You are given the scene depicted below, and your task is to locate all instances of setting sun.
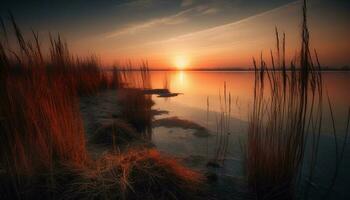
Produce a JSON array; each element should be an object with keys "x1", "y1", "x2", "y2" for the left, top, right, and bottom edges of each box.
[{"x1": 174, "y1": 56, "x2": 189, "y2": 70}]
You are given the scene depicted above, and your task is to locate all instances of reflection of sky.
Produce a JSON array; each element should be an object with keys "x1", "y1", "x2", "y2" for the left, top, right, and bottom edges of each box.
[
  {"x1": 152, "y1": 71, "x2": 255, "y2": 121},
  {"x1": 2, "y1": 0, "x2": 350, "y2": 68},
  {"x1": 151, "y1": 71, "x2": 350, "y2": 133},
  {"x1": 150, "y1": 72, "x2": 350, "y2": 199}
]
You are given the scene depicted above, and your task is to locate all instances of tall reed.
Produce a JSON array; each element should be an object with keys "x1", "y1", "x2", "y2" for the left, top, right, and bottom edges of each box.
[
  {"x1": 118, "y1": 89, "x2": 154, "y2": 137},
  {"x1": 114, "y1": 62, "x2": 154, "y2": 137},
  {"x1": 0, "y1": 13, "x2": 91, "y2": 173},
  {"x1": 246, "y1": 0, "x2": 323, "y2": 198},
  {"x1": 212, "y1": 82, "x2": 232, "y2": 165},
  {"x1": 0, "y1": 14, "x2": 203, "y2": 200},
  {"x1": 116, "y1": 61, "x2": 152, "y2": 89},
  {"x1": 0, "y1": 14, "x2": 92, "y2": 198}
]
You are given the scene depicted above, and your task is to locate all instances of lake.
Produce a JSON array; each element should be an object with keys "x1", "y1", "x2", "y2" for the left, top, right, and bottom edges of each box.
[
  {"x1": 147, "y1": 71, "x2": 350, "y2": 199},
  {"x1": 82, "y1": 70, "x2": 350, "y2": 199}
]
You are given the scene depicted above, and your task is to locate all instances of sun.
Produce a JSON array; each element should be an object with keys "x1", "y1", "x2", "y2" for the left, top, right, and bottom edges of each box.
[{"x1": 174, "y1": 56, "x2": 188, "y2": 70}]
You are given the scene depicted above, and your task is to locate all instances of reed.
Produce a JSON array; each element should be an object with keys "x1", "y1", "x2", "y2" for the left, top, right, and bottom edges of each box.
[
  {"x1": 47, "y1": 36, "x2": 112, "y2": 95},
  {"x1": 116, "y1": 62, "x2": 152, "y2": 89},
  {"x1": 118, "y1": 88, "x2": 154, "y2": 137},
  {"x1": 113, "y1": 62, "x2": 155, "y2": 137},
  {"x1": 0, "y1": 13, "x2": 91, "y2": 172},
  {"x1": 213, "y1": 82, "x2": 232, "y2": 166},
  {"x1": 0, "y1": 14, "x2": 113, "y2": 198},
  {"x1": 245, "y1": 0, "x2": 349, "y2": 199},
  {"x1": 0, "y1": 14, "x2": 204, "y2": 199}
]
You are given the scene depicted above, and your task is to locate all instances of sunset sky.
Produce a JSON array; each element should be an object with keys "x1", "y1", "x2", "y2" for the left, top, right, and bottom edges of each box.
[{"x1": 1, "y1": 0, "x2": 350, "y2": 69}]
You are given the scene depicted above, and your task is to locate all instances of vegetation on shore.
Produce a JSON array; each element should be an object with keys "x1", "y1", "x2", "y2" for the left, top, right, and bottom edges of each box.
[
  {"x1": 65, "y1": 149, "x2": 204, "y2": 200},
  {"x1": 0, "y1": 14, "x2": 204, "y2": 199}
]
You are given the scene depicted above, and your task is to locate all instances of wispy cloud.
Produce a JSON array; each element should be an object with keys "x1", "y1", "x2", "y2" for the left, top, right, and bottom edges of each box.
[
  {"x1": 201, "y1": 7, "x2": 219, "y2": 15},
  {"x1": 144, "y1": 0, "x2": 299, "y2": 47},
  {"x1": 123, "y1": 0, "x2": 154, "y2": 8},
  {"x1": 105, "y1": 4, "x2": 219, "y2": 39},
  {"x1": 105, "y1": 9, "x2": 191, "y2": 39},
  {"x1": 181, "y1": 0, "x2": 194, "y2": 7}
]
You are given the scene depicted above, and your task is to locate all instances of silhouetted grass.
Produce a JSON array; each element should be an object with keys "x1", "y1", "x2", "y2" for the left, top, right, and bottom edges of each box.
[
  {"x1": 116, "y1": 62, "x2": 152, "y2": 89},
  {"x1": 245, "y1": 0, "x2": 349, "y2": 199},
  {"x1": 118, "y1": 88, "x2": 154, "y2": 136},
  {"x1": 211, "y1": 82, "x2": 232, "y2": 166}
]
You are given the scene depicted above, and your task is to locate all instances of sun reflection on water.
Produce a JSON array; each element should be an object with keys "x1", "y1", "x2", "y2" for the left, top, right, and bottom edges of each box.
[{"x1": 178, "y1": 71, "x2": 185, "y2": 86}]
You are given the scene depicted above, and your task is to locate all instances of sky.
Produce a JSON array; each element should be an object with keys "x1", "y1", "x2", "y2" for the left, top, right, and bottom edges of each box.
[{"x1": 1, "y1": 0, "x2": 350, "y2": 69}]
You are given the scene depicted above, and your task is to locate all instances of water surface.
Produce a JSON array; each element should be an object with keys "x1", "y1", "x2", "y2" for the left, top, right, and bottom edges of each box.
[{"x1": 148, "y1": 71, "x2": 350, "y2": 199}]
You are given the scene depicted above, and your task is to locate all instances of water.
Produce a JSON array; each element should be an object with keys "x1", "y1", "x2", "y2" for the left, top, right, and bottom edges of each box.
[
  {"x1": 147, "y1": 71, "x2": 350, "y2": 199},
  {"x1": 96, "y1": 70, "x2": 349, "y2": 198}
]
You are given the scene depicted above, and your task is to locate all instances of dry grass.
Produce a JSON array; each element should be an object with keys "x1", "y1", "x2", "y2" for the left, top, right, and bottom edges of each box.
[
  {"x1": 118, "y1": 89, "x2": 154, "y2": 136},
  {"x1": 109, "y1": 63, "x2": 155, "y2": 138},
  {"x1": 64, "y1": 148, "x2": 204, "y2": 200},
  {"x1": 0, "y1": 14, "x2": 110, "y2": 174},
  {"x1": 0, "y1": 14, "x2": 204, "y2": 200},
  {"x1": 116, "y1": 62, "x2": 152, "y2": 89},
  {"x1": 0, "y1": 14, "x2": 92, "y2": 198},
  {"x1": 0, "y1": 70, "x2": 88, "y2": 173},
  {"x1": 1, "y1": 148, "x2": 205, "y2": 200}
]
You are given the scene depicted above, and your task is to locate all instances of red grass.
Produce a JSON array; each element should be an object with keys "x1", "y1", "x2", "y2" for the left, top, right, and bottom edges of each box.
[
  {"x1": 65, "y1": 148, "x2": 204, "y2": 200},
  {"x1": 0, "y1": 69, "x2": 88, "y2": 174},
  {"x1": 0, "y1": 15, "x2": 204, "y2": 200}
]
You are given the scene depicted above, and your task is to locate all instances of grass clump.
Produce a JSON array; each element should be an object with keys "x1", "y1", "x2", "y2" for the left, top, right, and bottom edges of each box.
[
  {"x1": 65, "y1": 148, "x2": 204, "y2": 200},
  {"x1": 118, "y1": 89, "x2": 154, "y2": 136}
]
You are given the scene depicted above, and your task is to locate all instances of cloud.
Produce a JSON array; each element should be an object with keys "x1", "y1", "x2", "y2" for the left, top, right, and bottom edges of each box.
[
  {"x1": 105, "y1": 9, "x2": 192, "y2": 38},
  {"x1": 201, "y1": 7, "x2": 219, "y2": 15},
  {"x1": 147, "y1": 1, "x2": 300, "y2": 46},
  {"x1": 181, "y1": 0, "x2": 194, "y2": 7},
  {"x1": 123, "y1": 0, "x2": 154, "y2": 8},
  {"x1": 105, "y1": 4, "x2": 219, "y2": 39}
]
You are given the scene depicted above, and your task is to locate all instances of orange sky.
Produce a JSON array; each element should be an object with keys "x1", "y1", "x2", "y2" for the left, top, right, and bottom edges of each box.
[
  {"x1": 101, "y1": 2, "x2": 350, "y2": 68},
  {"x1": 75, "y1": 1, "x2": 349, "y2": 69},
  {"x1": 3, "y1": 0, "x2": 350, "y2": 69}
]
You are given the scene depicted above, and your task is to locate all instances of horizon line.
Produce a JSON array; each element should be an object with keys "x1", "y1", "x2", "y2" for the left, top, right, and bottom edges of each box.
[{"x1": 104, "y1": 66, "x2": 350, "y2": 72}]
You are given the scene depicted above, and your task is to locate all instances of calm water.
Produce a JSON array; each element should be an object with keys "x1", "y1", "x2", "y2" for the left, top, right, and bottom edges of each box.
[{"x1": 147, "y1": 71, "x2": 350, "y2": 199}]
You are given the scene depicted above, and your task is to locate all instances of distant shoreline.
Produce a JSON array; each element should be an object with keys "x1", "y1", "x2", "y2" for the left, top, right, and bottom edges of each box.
[{"x1": 104, "y1": 68, "x2": 350, "y2": 72}]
